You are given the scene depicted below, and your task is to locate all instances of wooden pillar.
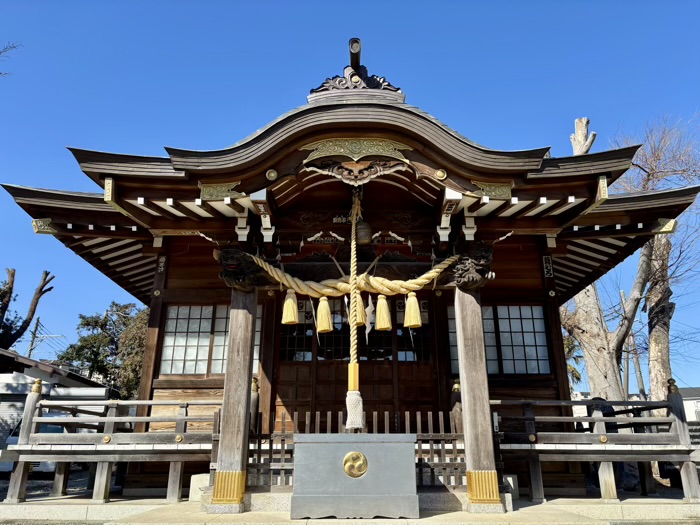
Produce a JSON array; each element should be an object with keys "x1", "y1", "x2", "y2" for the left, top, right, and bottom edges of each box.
[
  {"x1": 454, "y1": 287, "x2": 502, "y2": 510},
  {"x1": 135, "y1": 255, "x2": 167, "y2": 433},
  {"x1": 211, "y1": 289, "x2": 256, "y2": 512}
]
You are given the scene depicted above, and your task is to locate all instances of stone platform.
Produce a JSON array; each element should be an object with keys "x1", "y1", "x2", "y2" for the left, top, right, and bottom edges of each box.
[{"x1": 1, "y1": 497, "x2": 700, "y2": 524}]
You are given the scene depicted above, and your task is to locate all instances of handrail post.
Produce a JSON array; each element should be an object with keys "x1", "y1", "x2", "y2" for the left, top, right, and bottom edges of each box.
[
  {"x1": 4, "y1": 379, "x2": 43, "y2": 503},
  {"x1": 632, "y1": 409, "x2": 656, "y2": 496},
  {"x1": 667, "y1": 379, "x2": 700, "y2": 501},
  {"x1": 93, "y1": 402, "x2": 117, "y2": 503},
  {"x1": 523, "y1": 403, "x2": 544, "y2": 503},
  {"x1": 592, "y1": 401, "x2": 618, "y2": 501},
  {"x1": 167, "y1": 403, "x2": 188, "y2": 502}
]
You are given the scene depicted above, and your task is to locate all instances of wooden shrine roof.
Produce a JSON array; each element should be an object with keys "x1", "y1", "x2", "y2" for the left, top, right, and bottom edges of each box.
[
  {"x1": 4, "y1": 43, "x2": 700, "y2": 305},
  {"x1": 3, "y1": 185, "x2": 156, "y2": 303}
]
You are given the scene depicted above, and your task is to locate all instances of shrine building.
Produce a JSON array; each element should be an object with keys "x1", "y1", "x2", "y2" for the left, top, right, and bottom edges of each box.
[{"x1": 4, "y1": 40, "x2": 700, "y2": 515}]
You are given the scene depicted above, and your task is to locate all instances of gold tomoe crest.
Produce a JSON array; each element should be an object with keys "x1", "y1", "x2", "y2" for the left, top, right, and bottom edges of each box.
[{"x1": 343, "y1": 451, "x2": 368, "y2": 478}]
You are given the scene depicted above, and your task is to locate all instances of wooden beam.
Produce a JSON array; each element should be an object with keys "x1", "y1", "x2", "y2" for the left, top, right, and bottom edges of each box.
[
  {"x1": 466, "y1": 195, "x2": 490, "y2": 214},
  {"x1": 42, "y1": 222, "x2": 148, "y2": 241},
  {"x1": 104, "y1": 177, "x2": 151, "y2": 229},
  {"x1": 166, "y1": 199, "x2": 202, "y2": 222},
  {"x1": 559, "y1": 220, "x2": 671, "y2": 240},
  {"x1": 543, "y1": 196, "x2": 576, "y2": 217},
  {"x1": 195, "y1": 198, "x2": 222, "y2": 218},
  {"x1": 511, "y1": 199, "x2": 542, "y2": 219},
  {"x1": 492, "y1": 197, "x2": 519, "y2": 217},
  {"x1": 137, "y1": 198, "x2": 180, "y2": 221},
  {"x1": 223, "y1": 197, "x2": 245, "y2": 214}
]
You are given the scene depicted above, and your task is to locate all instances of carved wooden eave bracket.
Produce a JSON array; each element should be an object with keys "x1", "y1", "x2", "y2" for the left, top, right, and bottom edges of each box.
[
  {"x1": 214, "y1": 248, "x2": 274, "y2": 292},
  {"x1": 451, "y1": 243, "x2": 496, "y2": 292}
]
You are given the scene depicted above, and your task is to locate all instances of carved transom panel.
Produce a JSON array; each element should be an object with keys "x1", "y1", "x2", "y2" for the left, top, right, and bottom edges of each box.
[
  {"x1": 300, "y1": 138, "x2": 414, "y2": 187},
  {"x1": 301, "y1": 138, "x2": 411, "y2": 163}
]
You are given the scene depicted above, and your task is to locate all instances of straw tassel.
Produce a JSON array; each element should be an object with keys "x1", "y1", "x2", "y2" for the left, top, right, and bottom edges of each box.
[
  {"x1": 316, "y1": 297, "x2": 333, "y2": 333},
  {"x1": 282, "y1": 289, "x2": 299, "y2": 325},
  {"x1": 354, "y1": 293, "x2": 366, "y2": 327},
  {"x1": 375, "y1": 295, "x2": 392, "y2": 331},
  {"x1": 403, "y1": 292, "x2": 422, "y2": 328}
]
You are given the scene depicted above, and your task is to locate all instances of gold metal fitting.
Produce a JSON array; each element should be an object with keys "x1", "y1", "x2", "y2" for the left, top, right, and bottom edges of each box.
[
  {"x1": 435, "y1": 169, "x2": 448, "y2": 180},
  {"x1": 153, "y1": 290, "x2": 161, "y2": 297},
  {"x1": 175, "y1": 434, "x2": 183, "y2": 443},
  {"x1": 599, "y1": 435, "x2": 608, "y2": 443},
  {"x1": 103, "y1": 435, "x2": 112, "y2": 443},
  {"x1": 212, "y1": 470, "x2": 246, "y2": 504},
  {"x1": 528, "y1": 434, "x2": 537, "y2": 443},
  {"x1": 343, "y1": 451, "x2": 368, "y2": 478},
  {"x1": 31, "y1": 379, "x2": 42, "y2": 394}
]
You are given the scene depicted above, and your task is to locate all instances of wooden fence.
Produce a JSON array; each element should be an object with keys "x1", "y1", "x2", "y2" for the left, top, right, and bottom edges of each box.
[{"x1": 242, "y1": 409, "x2": 466, "y2": 488}]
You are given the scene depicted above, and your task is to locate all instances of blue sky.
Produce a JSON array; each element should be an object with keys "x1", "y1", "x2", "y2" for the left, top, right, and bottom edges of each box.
[{"x1": 1, "y1": 2, "x2": 699, "y2": 389}]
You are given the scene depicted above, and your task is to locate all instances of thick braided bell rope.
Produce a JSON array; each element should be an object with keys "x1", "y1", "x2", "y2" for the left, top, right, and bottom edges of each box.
[
  {"x1": 245, "y1": 253, "x2": 460, "y2": 298},
  {"x1": 349, "y1": 196, "x2": 361, "y2": 365},
  {"x1": 345, "y1": 195, "x2": 364, "y2": 430}
]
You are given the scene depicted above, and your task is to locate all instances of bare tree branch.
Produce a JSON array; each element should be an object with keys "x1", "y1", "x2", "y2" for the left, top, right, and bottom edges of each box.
[
  {"x1": 0, "y1": 270, "x2": 55, "y2": 350},
  {"x1": 0, "y1": 268, "x2": 16, "y2": 327},
  {"x1": 0, "y1": 42, "x2": 21, "y2": 78}
]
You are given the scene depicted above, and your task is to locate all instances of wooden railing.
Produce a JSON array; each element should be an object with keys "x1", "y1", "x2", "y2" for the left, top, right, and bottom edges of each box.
[
  {"x1": 491, "y1": 388, "x2": 700, "y2": 502},
  {"x1": 6, "y1": 382, "x2": 697, "y2": 504},
  {"x1": 1, "y1": 393, "x2": 221, "y2": 504}
]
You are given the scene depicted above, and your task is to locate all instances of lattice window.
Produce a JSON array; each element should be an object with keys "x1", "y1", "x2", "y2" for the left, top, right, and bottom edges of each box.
[
  {"x1": 447, "y1": 304, "x2": 550, "y2": 375},
  {"x1": 160, "y1": 303, "x2": 262, "y2": 375},
  {"x1": 495, "y1": 305, "x2": 550, "y2": 374}
]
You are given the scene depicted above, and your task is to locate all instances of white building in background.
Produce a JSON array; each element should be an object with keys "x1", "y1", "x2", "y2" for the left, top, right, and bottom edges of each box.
[
  {"x1": 678, "y1": 388, "x2": 700, "y2": 422},
  {"x1": 0, "y1": 348, "x2": 110, "y2": 451}
]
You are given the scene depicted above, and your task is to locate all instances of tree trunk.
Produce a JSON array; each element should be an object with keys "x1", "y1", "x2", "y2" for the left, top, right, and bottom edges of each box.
[
  {"x1": 572, "y1": 284, "x2": 625, "y2": 400},
  {"x1": 647, "y1": 236, "x2": 674, "y2": 411}
]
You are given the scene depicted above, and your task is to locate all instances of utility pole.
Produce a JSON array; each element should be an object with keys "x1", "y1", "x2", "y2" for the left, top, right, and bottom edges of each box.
[{"x1": 26, "y1": 318, "x2": 65, "y2": 360}]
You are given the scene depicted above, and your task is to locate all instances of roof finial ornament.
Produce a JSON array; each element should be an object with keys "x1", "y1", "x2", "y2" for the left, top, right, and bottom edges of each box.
[
  {"x1": 309, "y1": 38, "x2": 403, "y2": 100},
  {"x1": 349, "y1": 38, "x2": 361, "y2": 72}
]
